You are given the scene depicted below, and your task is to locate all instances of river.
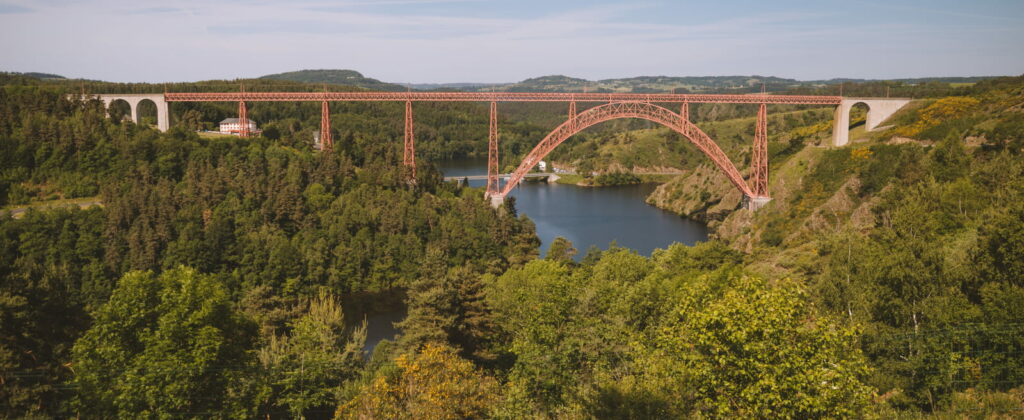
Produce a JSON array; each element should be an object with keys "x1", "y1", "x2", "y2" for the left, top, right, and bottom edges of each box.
[
  {"x1": 353, "y1": 158, "x2": 709, "y2": 354},
  {"x1": 438, "y1": 157, "x2": 708, "y2": 257}
]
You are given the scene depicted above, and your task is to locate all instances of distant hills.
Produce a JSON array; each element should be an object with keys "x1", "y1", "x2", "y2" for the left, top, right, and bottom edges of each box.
[
  {"x1": 415, "y1": 74, "x2": 995, "y2": 93},
  {"x1": 259, "y1": 70, "x2": 806, "y2": 93},
  {"x1": 5, "y1": 68, "x2": 996, "y2": 93},
  {"x1": 260, "y1": 69, "x2": 407, "y2": 91},
  {"x1": 449, "y1": 74, "x2": 807, "y2": 93},
  {"x1": 3, "y1": 71, "x2": 66, "y2": 80},
  {"x1": 260, "y1": 69, "x2": 996, "y2": 93}
]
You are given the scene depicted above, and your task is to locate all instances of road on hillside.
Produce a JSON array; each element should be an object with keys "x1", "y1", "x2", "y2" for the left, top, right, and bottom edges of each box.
[{"x1": 2, "y1": 200, "x2": 104, "y2": 218}]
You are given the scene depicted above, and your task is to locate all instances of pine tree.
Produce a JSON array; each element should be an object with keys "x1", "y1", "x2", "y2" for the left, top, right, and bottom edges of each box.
[
  {"x1": 545, "y1": 236, "x2": 577, "y2": 263},
  {"x1": 395, "y1": 247, "x2": 455, "y2": 352},
  {"x1": 257, "y1": 290, "x2": 366, "y2": 418},
  {"x1": 397, "y1": 248, "x2": 497, "y2": 362}
]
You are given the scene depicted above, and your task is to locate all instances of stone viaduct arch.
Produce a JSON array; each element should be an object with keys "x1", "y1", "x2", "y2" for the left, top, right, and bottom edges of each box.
[
  {"x1": 831, "y1": 98, "x2": 911, "y2": 146},
  {"x1": 492, "y1": 101, "x2": 762, "y2": 207},
  {"x1": 89, "y1": 94, "x2": 170, "y2": 132},
  {"x1": 106, "y1": 98, "x2": 132, "y2": 122}
]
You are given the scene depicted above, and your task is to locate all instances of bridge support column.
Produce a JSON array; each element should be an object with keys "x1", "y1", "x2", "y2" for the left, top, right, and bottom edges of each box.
[
  {"x1": 568, "y1": 101, "x2": 577, "y2": 131},
  {"x1": 130, "y1": 99, "x2": 140, "y2": 126},
  {"x1": 321, "y1": 101, "x2": 333, "y2": 151},
  {"x1": 155, "y1": 99, "x2": 169, "y2": 132},
  {"x1": 486, "y1": 101, "x2": 499, "y2": 198},
  {"x1": 238, "y1": 101, "x2": 249, "y2": 138},
  {"x1": 680, "y1": 101, "x2": 692, "y2": 137},
  {"x1": 404, "y1": 100, "x2": 415, "y2": 178},
  {"x1": 831, "y1": 104, "x2": 850, "y2": 147},
  {"x1": 752, "y1": 102, "x2": 768, "y2": 197}
]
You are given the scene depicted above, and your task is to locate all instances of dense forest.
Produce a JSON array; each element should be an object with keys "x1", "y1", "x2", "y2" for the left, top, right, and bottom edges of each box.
[
  {"x1": 1, "y1": 72, "x2": 1023, "y2": 418},
  {"x1": 0, "y1": 76, "x2": 539, "y2": 417}
]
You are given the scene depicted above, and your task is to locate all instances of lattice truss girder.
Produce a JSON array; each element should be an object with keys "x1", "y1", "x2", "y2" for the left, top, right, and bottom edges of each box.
[{"x1": 167, "y1": 92, "x2": 841, "y2": 105}]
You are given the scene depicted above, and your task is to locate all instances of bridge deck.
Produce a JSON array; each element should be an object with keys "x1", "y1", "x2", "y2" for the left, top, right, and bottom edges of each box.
[{"x1": 164, "y1": 91, "x2": 843, "y2": 105}]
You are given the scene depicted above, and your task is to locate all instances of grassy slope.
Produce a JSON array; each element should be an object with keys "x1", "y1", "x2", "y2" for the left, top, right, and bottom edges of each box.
[
  {"x1": 649, "y1": 78, "x2": 1024, "y2": 280},
  {"x1": 1, "y1": 195, "x2": 104, "y2": 220},
  {"x1": 647, "y1": 119, "x2": 884, "y2": 243}
]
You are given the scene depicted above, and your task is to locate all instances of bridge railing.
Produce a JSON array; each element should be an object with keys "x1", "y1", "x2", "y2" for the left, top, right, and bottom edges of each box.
[{"x1": 164, "y1": 91, "x2": 843, "y2": 105}]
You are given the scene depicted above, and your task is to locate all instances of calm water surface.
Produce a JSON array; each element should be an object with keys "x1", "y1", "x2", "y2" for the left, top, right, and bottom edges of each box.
[{"x1": 439, "y1": 157, "x2": 708, "y2": 257}]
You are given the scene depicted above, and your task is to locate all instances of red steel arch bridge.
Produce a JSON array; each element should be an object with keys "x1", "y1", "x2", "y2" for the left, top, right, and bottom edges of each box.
[{"x1": 87, "y1": 91, "x2": 910, "y2": 210}]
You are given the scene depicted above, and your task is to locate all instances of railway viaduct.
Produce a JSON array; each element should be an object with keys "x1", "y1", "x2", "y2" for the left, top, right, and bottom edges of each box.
[{"x1": 82, "y1": 92, "x2": 911, "y2": 209}]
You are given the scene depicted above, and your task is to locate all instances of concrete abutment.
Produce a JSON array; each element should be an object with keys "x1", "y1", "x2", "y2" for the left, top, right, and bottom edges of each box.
[
  {"x1": 831, "y1": 98, "x2": 912, "y2": 147},
  {"x1": 488, "y1": 194, "x2": 505, "y2": 209},
  {"x1": 744, "y1": 195, "x2": 772, "y2": 211}
]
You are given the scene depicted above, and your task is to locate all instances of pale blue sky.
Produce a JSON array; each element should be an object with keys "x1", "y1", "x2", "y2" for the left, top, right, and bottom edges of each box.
[{"x1": 1, "y1": 0, "x2": 1022, "y2": 83}]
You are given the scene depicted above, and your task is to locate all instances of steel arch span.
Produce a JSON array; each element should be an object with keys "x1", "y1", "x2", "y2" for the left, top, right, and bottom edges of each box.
[{"x1": 494, "y1": 101, "x2": 756, "y2": 200}]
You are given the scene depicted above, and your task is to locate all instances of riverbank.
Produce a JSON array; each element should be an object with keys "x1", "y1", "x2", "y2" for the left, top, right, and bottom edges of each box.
[
  {"x1": 554, "y1": 172, "x2": 679, "y2": 187},
  {"x1": 343, "y1": 289, "x2": 407, "y2": 355}
]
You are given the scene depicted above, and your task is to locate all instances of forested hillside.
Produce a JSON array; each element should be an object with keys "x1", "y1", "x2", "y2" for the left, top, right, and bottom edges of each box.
[
  {"x1": 0, "y1": 78, "x2": 538, "y2": 417},
  {"x1": 1, "y1": 72, "x2": 1022, "y2": 418},
  {"x1": 260, "y1": 69, "x2": 406, "y2": 92},
  {"x1": 647, "y1": 75, "x2": 1024, "y2": 415},
  {"x1": 0, "y1": 72, "x2": 559, "y2": 207}
]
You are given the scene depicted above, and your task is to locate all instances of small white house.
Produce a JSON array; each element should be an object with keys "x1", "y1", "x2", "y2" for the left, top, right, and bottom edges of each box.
[
  {"x1": 538, "y1": 160, "x2": 547, "y2": 171},
  {"x1": 219, "y1": 118, "x2": 259, "y2": 135}
]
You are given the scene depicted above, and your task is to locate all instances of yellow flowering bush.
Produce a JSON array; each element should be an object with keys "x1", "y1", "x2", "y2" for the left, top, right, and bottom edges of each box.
[
  {"x1": 336, "y1": 343, "x2": 499, "y2": 419},
  {"x1": 895, "y1": 97, "x2": 980, "y2": 137}
]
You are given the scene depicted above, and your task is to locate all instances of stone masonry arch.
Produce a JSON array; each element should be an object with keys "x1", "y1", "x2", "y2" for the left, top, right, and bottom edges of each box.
[
  {"x1": 89, "y1": 93, "x2": 170, "y2": 132},
  {"x1": 134, "y1": 98, "x2": 163, "y2": 129},
  {"x1": 832, "y1": 98, "x2": 911, "y2": 146}
]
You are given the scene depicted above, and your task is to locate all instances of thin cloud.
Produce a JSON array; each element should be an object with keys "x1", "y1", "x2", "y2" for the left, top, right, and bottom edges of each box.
[
  {"x1": 859, "y1": 0, "x2": 1024, "y2": 23},
  {"x1": 0, "y1": 3, "x2": 32, "y2": 13},
  {"x1": 1, "y1": 0, "x2": 1021, "y2": 82},
  {"x1": 124, "y1": 7, "x2": 188, "y2": 14}
]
